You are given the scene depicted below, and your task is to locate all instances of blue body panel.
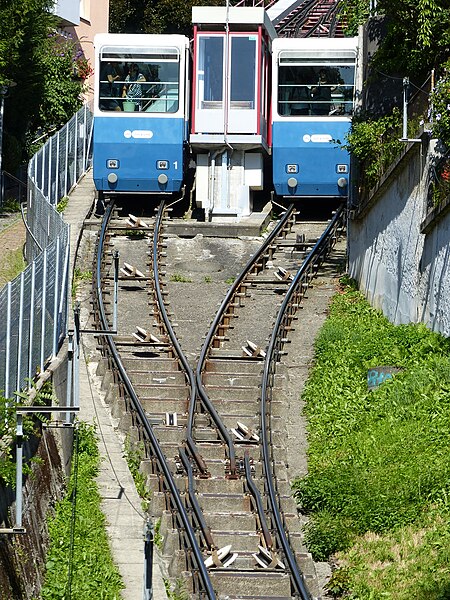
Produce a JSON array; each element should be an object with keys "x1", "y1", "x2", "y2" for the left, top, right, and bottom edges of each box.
[
  {"x1": 93, "y1": 116, "x2": 185, "y2": 193},
  {"x1": 272, "y1": 120, "x2": 351, "y2": 197}
]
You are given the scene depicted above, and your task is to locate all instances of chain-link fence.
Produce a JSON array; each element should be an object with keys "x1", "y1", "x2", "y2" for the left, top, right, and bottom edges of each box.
[{"x1": 0, "y1": 104, "x2": 93, "y2": 399}]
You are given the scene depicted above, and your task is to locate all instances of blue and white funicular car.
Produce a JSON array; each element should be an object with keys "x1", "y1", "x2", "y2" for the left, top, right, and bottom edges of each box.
[
  {"x1": 93, "y1": 33, "x2": 190, "y2": 197},
  {"x1": 271, "y1": 36, "x2": 358, "y2": 200}
]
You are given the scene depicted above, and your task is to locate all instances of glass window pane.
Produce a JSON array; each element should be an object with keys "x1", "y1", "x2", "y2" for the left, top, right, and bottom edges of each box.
[
  {"x1": 278, "y1": 64, "x2": 355, "y2": 116},
  {"x1": 231, "y1": 36, "x2": 256, "y2": 108},
  {"x1": 198, "y1": 36, "x2": 224, "y2": 107},
  {"x1": 99, "y1": 55, "x2": 179, "y2": 113}
]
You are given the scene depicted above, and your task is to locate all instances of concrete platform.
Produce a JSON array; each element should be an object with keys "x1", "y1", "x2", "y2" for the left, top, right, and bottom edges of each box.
[{"x1": 166, "y1": 210, "x2": 272, "y2": 238}]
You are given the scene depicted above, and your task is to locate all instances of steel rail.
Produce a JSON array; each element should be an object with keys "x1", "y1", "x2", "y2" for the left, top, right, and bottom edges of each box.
[
  {"x1": 94, "y1": 200, "x2": 216, "y2": 599},
  {"x1": 244, "y1": 451, "x2": 273, "y2": 551},
  {"x1": 276, "y1": 0, "x2": 317, "y2": 37},
  {"x1": 151, "y1": 201, "x2": 209, "y2": 476},
  {"x1": 179, "y1": 447, "x2": 216, "y2": 551},
  {"x1": 259, "y1": 203, "x2": 346, "y2": 599},
  {"x1": 195, "y1": 205, "x2": 296, "y2": 479},
  {"x1": 302, "y1": 1, "x2": 341, "y2": 38}
]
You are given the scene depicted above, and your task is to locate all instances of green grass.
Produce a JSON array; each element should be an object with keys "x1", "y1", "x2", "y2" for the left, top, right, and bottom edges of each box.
[
  {"x1": 41, "y1": 422, "x2": 124, "y2": 599},
  {"x1": 293, "y1": 278, "x2": 450, "y2": 598},
  {"x1": 0, "y1": 246, "x2": 25, "y2": 288}
]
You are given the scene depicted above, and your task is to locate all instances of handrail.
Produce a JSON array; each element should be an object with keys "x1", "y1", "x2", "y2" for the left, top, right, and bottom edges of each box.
[
  {"x1": 95, "y1": 200, "x2": 216, "y2": 599},
  {"x1": 260, "y1": 204, "x2": 345, "y2": 599},
  {"x1": 4, "y1": 170, "x2": 26, "y2": 187},
  {"x1": 196, "y1": 205, "x2": 296, "y2": 479}
]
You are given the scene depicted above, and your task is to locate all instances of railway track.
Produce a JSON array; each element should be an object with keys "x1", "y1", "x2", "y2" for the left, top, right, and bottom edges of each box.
[
  {"x1": 89, "y1": 200, "x2": 346, "y2": 599},
  {"x1": 273, "y1": 0, "x2": 346, "y2": 38}
]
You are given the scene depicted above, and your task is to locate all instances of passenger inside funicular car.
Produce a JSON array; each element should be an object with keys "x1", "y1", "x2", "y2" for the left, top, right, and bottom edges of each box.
[
  {"x1": 278, "y1": 62, "x2": 354, "y2": 117},
  {"x1": 99, "y1": 56, "x2": 179, "y2": 114}
]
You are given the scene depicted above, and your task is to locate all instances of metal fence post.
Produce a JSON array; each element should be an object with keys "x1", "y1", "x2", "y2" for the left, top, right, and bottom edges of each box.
[
  {"x1": 15, "y1": 414, "x2": 23, "y2": 528},
  {"x1": 40, "y1": 248, "x2": 48, "y2": 373},
  {"x1": 52, "y1": 237, "x2": 61, "y2": 358},
  {"x1": 56, "y1": 130, "x2": 60, "y2": 204},
  {"x1": 16, "y1": 272, "x2": 25, "y2": 395},
  {"x1": 48, "y1": 136, "x2": 53, "y2": 204},
  {"x1": 143, "y1": 520, "x2": 154, "y2": 600},
  {"x1": 74, "y1": 110, "x2": 79, "y2": 185},
  {"x1": 66, "y1": 331, "x2": 73, "y2": 425},
  {"x1": 28, "y1": 262, "x2": 36, "y2": 385},
  {"x1": 64, "y1": 121, "x2": 69, "y2": 197},
  {"x1": 5, "y1": 282, "x2": 11, "y2": 399}
]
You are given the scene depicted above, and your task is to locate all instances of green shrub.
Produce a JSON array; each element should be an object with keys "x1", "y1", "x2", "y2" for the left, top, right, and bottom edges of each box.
[
  {"x1": 294, "y1": 280, "x2": 450, "y2": 563},
  {"x1": 428, "y1": 59, "x2": 450, "y2": 149},
  {"x1": 345, "y1": 109, "x2": 404, "y2": 190}
]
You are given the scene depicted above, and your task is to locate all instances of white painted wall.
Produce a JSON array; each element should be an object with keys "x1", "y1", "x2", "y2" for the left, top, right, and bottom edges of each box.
[
  {"x1": 348, "y1": 140, "x2": 450, "y2": 337},
  {"x1": 53, "y1": 0, "x2": 80, "y2": 26}
]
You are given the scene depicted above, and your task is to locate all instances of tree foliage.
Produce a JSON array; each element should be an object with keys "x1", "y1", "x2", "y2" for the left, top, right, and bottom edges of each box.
[
  {"x1": 109, "y1": 0, "x2": 222, "y2": 35},
  {"x1": 341, "y1": 0, "x2": 450, "y2": 78},
  {"x1": 0, "y1": 0, "x2": 86, "y2": 172}
]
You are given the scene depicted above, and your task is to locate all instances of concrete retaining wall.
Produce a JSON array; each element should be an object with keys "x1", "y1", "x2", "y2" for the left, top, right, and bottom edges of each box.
[{"x1": 348, "y1": 138, "x2": 450, "y2": 337}]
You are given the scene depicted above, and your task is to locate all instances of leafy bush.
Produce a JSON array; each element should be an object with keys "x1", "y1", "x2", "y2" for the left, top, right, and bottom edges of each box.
[
  {"x1": 0, "y1": 382, "x2": 57, "y2": 485},
  {"x1": 345, "y1": 109, "x2": 404, "y2": 190},
  {"x1": 293, "y1": 280, "x2": 450, "y2": 563},
  {"x1": 429, "y1": 60, "x2": 450, "y2": 150}
]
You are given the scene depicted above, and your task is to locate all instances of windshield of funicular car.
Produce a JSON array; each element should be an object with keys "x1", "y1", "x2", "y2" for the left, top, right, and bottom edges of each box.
[
  {"x1": 98, "y1": 47, "x2": 181, "y2": 113},
  {"x1": 277, "y1": 53, "x2": 356, "y2": 117}
]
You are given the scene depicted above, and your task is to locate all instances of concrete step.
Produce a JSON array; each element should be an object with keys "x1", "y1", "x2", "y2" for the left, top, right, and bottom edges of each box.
[
  {"x1": 134, "y1": 383, "x2": 189, "y2": 399},
  {"x1": 205, "y1": 358, "x2": 263, "y2": 375},
  {"x1": 206, "y1": 530, "x2": 260, "y2": 552},
  {"x1": 198, "y1": 397, "x2": 264, "y2": 416},
  {"x1": 202, "y1": 511, "x2": 255, "y2": 531},
  {"x1": 197, "y1": 493, "x2": 252, "y2": 512},
  {"x1": 195, "y1": 477, "x2": 245, "y2": 495},
  {"x1": 209, "y1": 569, "x2": 292, "y2": 597},
  {"x1": 139, "y1": 397, "x2": 189, "y2": 414},
  {"x1": 128, "y1": 370, "x2": 187, "y2": 385},
  {"x1": 122, "y1": 356, "x2": 181, "y2": 371},
  {"x1": 196, "y1": 441, "x2": 288, "y2": 464},
  {"x1": 202, "y1": 372, "x2": 262, "y2": 387}
]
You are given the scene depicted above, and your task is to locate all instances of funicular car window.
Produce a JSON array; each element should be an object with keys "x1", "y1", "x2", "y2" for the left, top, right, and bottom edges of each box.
[
  {"x1": 99, "y1": 47, "x2": 181, "y2": 113},
  {"x1": 278, "y1": 52, "x2": 356, "y2": 117}
]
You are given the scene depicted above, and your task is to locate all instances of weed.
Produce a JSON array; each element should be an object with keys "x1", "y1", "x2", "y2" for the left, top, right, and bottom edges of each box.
[
  {"x1": 204, "y1": 275, "x2": 212, "y2": 283},
  {"x1": 164, "y1": 577, "x2": 189, "y2": 600},
  {"x1": 72, "y1": 267, "x2": 92, "y2": 298},
  {"x1": 123, "y1": 229, "x2": 147, "y2": 239},
  {"x1": 170, "y1": 273, "x2": 192, "y2": 283},
  {"x1": 1, "y1": 199, "x2": 20, "y2": 213},
  {"x1": 225, "y1": 277, "x2": 235, "y2": 285},
  {"x1": 154, "y1": 517, "x2": 163, "y2": 550},
  {"x1": 123, "y1": 436, "x2": 151, "y2": 510},
  {"x1": 56, "y1": 196, "x2": 69, "y2": 213}
]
